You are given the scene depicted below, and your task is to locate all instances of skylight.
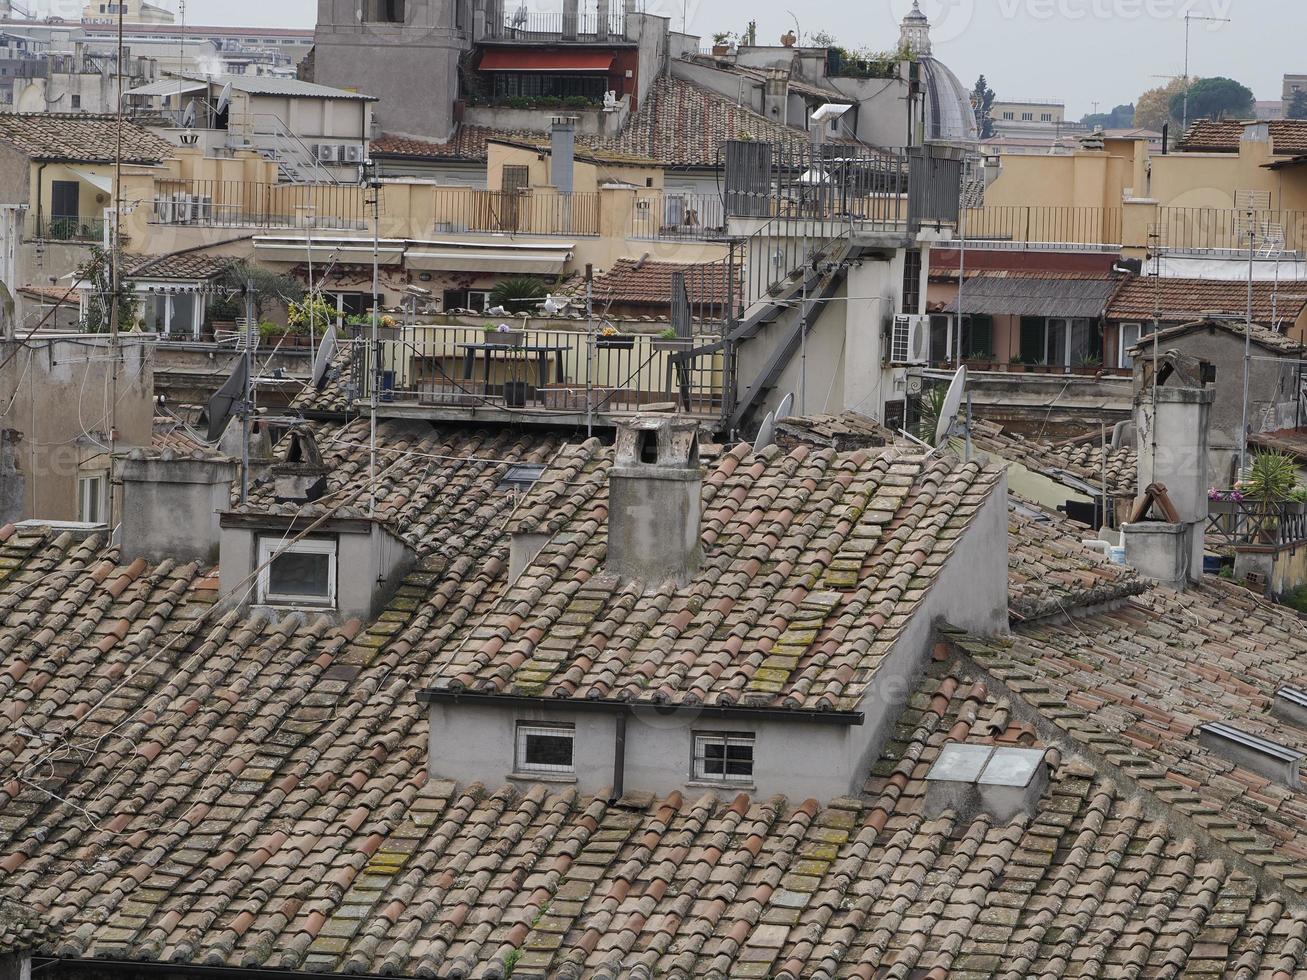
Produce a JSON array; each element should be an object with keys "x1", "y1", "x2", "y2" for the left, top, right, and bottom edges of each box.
[{"x1": 499, "y1": 464, "x2": 546, "y2": 492}]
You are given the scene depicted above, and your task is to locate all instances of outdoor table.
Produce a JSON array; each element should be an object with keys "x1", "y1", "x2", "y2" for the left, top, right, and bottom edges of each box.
[{"x1": 455, "y1": 342, "x2": 571, "y2": 400}]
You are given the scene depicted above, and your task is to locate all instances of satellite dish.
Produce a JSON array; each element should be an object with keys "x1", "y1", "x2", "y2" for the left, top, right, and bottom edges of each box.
[
  {"x1": 181, "y1": 98, "x2": 197, "y2": 128},
  {"x1": 933, "y1": 365, "x2": 968, "y2": 448},
  {"x1": 753, "y1": 411, "x2": 776, "y2": 453},
  {"x1": 204, "y1": 356, "x2": 248, "y2": 441},
  {"x1": 215, "y1": 81, "x2": 233, "y2": 117},
  {"x1": 775, "y1": 392, "x2": 795, "y2": 423},
  {"x1": 310, "y1": 325, "x2": 339, "y2": 390}
]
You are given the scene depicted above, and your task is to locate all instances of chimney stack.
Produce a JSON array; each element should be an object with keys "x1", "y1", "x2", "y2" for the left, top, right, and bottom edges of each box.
[
  {"x1": 117, "y1": 450, "x2": 238, "y2": 565},
  {"x1": 607, "y1": 416, "x2": 703, "y2": 586},
  {"x1": 1123, "y1": 363, "x2": 1213, "y2": 589},
  {"x1": 272, "y1": 428, "x2": 330, "y2": 504},
  {"x1": 550, "y1": 117, "x2": 575, "y2": 195}
]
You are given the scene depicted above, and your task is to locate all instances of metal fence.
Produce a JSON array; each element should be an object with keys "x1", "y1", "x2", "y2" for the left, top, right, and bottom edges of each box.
[
  {"x1": 629, "y1": 193, "x2": 729, "y2": 241},
  {"x1": 361, "y1": 324, "x2": 726, "y2": 418},
  {"x1": 147, "y1": 179, "x2": 370, "y2": 231},
  {"x1": 1152, "y1": 208, "x2": 1307, "y2": 254},
  {"x1": 961, "y1": 206, "x2": 1125, "y2": 249},
  {"x1": 428, "y1": 188, "x2": 600, "y2": 237},
  {"x1": 27, "y1": 214, "x2": 106, "y2": 243},
  {"x1": 485, "y1": 6, "x2": 626, "y2": 41}
]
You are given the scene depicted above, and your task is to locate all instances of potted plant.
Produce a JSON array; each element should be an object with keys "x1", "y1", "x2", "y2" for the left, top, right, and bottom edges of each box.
[
  {"x1": 652, "y1": 328, "x2": 690, "y2": 352},
  {"x1": 484, "y1": 322, "x2": 524, "y2": 346},
  {"x1": 205, "y1": 294, "x2": 242, "y2": 336},
  {"x1": 711, "y1": 31, "x2": 734, "y2": 56},
  {"x1": 489, "y1": 277, "x2": 549, "y2": 315},
  {"x1": 596, "y1": 324, "x2": 634, "y2": 350},
  {"x1": 1288, "y1": 485, "x2": 1307, "y2": 516},
  {"x1": 1244, "y1": 450, "x2": 1298, "y2": 542},
  {"x1": 1207, "y1": 487, "x2": 1243, "y2": 516},
  {"x1": 1075, "y1": 354, "x2": 1104, "y2": 376},
  {"x1": 258, "y1": 320, "x2": 288, "y2": 342}
]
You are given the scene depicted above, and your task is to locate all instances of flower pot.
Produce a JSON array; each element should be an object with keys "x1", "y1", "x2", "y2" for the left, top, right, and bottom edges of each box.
[
  {"x1": 597, "y1": 336, "x2": 635, "y2": 350},
  {"x1": 712, "y1": 44, "x2": 730, "y2": 56},
  {"x1": 1208, "y1": 498, "x2": 1237, "y2": 515},
  {"x1": 503, "y1": 380, "x2": 531, "y2": 408},
  {"x1": 487, "y1": 330, "x2": 524, "y2": 346}
]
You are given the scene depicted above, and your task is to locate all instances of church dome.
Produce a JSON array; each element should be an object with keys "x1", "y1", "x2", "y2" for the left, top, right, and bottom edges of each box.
[{"x1": 919, "y1": 55, "x2": 979, "y2": 145}]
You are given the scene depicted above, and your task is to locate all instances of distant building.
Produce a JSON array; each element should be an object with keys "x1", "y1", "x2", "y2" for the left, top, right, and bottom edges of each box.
[{"x1": 81, "y1": 0, "x2": 175, "y2": 26}]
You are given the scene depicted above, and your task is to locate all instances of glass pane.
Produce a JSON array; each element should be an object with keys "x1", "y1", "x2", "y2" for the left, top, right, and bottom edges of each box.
[
  {"x1": 171, "y1": 294, "x2": 196, "y2": 338},
  {"x1": 929, "y1": 317, "x2": 951, "y2": 364},
  {"x1": 141, "y1": 295, "x2": 166, "y2": 333},
  {"x1": 1047, "y1": 319, "x2": 1067, "y2": 368},
  {"x1": 524, "y1": 731, "x2": 573, "y2": 769},
  {"x1": 723, "y1": 741, "x2": 753, "y2": 776},
  {"x1": 1019, "y1": 317, "x2": 1044, "y2": 363},
  {"x1": 268, "y1": 551, "x2": 330, "y2": 598}
]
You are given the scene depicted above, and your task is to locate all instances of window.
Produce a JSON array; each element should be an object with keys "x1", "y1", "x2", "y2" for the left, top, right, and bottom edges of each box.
[
  {"x1": 257, "y1": 536, "x2": 337, "y2": 607},
  {"x1": 1021, "y1": 112, "x2": 1034, "y2": 121},
  {"x1": 442, "y1": 289, "x2": 491, "y2": 313},
  {"x1": 78, "y1": 472, "x2": 106, "y2": 524},
  {"x1": 363, "y1": 0, "x2": 405, "y2": 23},
  {"x1": 1002, "y1": 111, "x2": 1015, "y2": 120},
  {"x1": 515, "y1": 723, "x2": 575, "y2": 774},
  {"x1": 692, "y1": 732, "x2": 755, "y2": 784},
  {"x1": 1040, "y1": 112, "x2": 1052, "y2": 122},
  {"x1": 1117, "y1": 321, "x2": 1155, "y2": 369},
  {"x1": 70, "y1": 94, "x2": 81, "y2": 109}
]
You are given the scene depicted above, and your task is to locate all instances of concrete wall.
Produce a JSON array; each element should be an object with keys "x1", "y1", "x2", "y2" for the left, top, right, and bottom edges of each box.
[
  {"x1": 0, "y1": 334, "x2": 154, "y2": 522},
  {"x1": 117, "y1": 455, "x2": 238, "y2": 566}
]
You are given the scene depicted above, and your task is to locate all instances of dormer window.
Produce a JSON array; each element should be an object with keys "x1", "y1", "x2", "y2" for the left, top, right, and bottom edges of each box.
[
  {"x1": 515, "y1": 723, "x2": 574, "y2": 775},
  {"x1": 257, "y1": 536, "x2": 337, "y2": 608},
  {"x1": 692, "y1": 731, "x2": 755, "y2": 784}
]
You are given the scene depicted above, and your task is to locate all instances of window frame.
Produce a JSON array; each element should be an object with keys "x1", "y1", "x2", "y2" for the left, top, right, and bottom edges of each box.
[
  {"x1": 256, "y1": 535, "x2": 338, "y2": 608},
  {"x1": 515, "y1": 722, "x2": 576, "y2": 775},
  {"x1": 77, "y1": 470, "x2": 107, "y2": 524},
  {"x1": 691, "y1": 731, "x2": 756, "y2": 785}
]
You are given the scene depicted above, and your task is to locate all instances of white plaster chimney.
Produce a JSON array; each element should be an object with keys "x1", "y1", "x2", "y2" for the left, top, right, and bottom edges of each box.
[
  {"x1": 116, "y1": 450, "x2": 238, "y2": 565},
  {"x1": 607, "y1": 416, "x2": 703, "y2": 586}
]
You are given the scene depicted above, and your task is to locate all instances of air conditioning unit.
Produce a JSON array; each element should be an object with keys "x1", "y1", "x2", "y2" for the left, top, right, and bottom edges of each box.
[
  {"x1": 316, "y1": 143, "x2": 339, "y2": 163},
  {"x1": 192, "y1": 195, "x2": 214, "y2": 222},
  {"x1": 342, "y1": 144, "x2": 364, "y2": 164},
  {"x1": 891, "y1": 314, "x2": 930, "y2": 365}
]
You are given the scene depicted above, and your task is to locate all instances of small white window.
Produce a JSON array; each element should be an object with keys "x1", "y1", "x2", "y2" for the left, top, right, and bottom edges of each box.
[
  {"x1": 515, "y1": 723, "x2": 574, "y2": 774},
  {"x1": 692, "y1": 732, "x2": 755, "y2": 784},
  {"x1": 1118, "y1": 322, "x2": 1155, "y2": 369},
  {"x1": 257, "y1": 536, "x2": 337, "y2": 607},
  {"x1": 78, "y1": 472, "x2": 106, "y2": 524}
]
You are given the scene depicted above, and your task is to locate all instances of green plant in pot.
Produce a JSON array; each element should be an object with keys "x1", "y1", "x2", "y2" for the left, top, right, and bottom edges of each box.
[
  {"x1": 489, "y1": 277, "x2": 548, "y2": 315},
  {"x1": 1244, "y1": 450, "x2": 1299, "y2": 539}
]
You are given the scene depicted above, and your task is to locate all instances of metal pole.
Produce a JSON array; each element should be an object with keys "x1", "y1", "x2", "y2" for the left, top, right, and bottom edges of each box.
[
  {"x1": 106, "y1": 0, "x2": 124, "y2": 532},
  {"x1": 1182, "y1": 14, "x2": 1191, "y2": 137},
  {"x1": 1240, "y1": 217, "x2": 1254, "y2": 476},
  {"x1": 241, "y1": 278, "x2": 254, "y2": 504},
  {"x1": 585, "y1": 264, "x2": 594, "y2": 438},
  {"x1": 956, "y1": 175, "x2": 966, "y2": 368},
  {"x1": 369, "y1": 164, "x2": 380, "y2": 518}
]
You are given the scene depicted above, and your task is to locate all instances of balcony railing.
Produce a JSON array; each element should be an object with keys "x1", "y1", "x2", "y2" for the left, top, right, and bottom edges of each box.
[
  {"x1": 630, "y1": 193, "x2": 730, "y2": 241},
  {"x1": 1152, "y1": 208, "x2": 1307, "y2": 255},
  {"x1": 1207, "y1": 499, "x2": 1307, "y2": 551},
  {"x1": 428, "y1": 188, "x2": 599, "y2": 237},
  {"x1": 961, "y1": 206, "x2": 1124, "y2": 250},
  {"x1": 148, "y1": 179, "x2": 370, "y2": 231},
  {"x1": 28, "y1": 214, "x2": 106, "y2": 242},
  {"x1": 358, "y1": 324, "x2": 726, "y2": 420},
  {"x1": 485, "y1": 7, "x2": 626, "y2": 42}
]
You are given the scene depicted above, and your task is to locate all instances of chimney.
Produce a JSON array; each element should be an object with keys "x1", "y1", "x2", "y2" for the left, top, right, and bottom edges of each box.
[
  {"x1": 116, "y1": 450, "x2": 238, "y2": 565},
  {"x1": 607, "y1": 416, "x2": 703, "y2": 586},
  {"x1": 271, "y1": 427, "x2": 330, "y2": 504},
  {"x1": 1123, "y1": 361, "x2": 1213, "y2": 589},
  {"x1": 550, "y1": 117, "x2": 575, "y2": 195},
  {"x1": 763, "y1": 68, "x2": 788, "y2": 125}
]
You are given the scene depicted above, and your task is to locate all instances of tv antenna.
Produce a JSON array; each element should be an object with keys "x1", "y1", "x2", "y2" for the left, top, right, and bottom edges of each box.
[{"x1": 1181, "y1": 11, "x2": 1232, "y2": 135}]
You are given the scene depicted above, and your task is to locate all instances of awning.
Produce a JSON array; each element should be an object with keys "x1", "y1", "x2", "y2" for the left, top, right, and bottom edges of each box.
[
  {"x1": 477, "y1": 50, "x2": 615, "y2": 72},
  {"x1": 940, "y1": 275, "x2": 1118, "y2": 319},
  {"x1": 68, "y1": 166, "x2": 112, "y2": 194},
  {"x1": 406, "y1": 244, "x2": 572, "y2": 275},
  {"x1": 253, "y1": 236, "x2": 408, "y2": 267},
  {"x1": 125, "y1": 78, "x2": 208, "y2": 99}
]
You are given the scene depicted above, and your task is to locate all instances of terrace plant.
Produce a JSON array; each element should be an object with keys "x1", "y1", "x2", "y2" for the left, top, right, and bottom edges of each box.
[{"x1": 490, "y1": 277, "x2": 548, "y2": 314}]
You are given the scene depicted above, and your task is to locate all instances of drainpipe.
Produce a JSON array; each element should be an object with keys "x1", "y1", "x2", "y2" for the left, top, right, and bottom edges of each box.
[
  {"x1": 610, "y1": 713, "x2": 626, "y2": 802},
  {"x1": 35, "y1": 162, "x2": 46, "y2": 239}
]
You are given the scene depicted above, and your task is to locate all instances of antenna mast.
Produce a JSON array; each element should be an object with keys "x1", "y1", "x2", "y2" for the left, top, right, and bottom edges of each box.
[{"x1": 107, "y1": 0, "x2": 125, "y2": 532}]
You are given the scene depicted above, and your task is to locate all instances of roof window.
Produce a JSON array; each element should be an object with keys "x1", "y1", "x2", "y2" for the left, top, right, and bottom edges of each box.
[
  {"x1": 925, "y1": 743, "x2": 1049, "y2": 822},
  {"x1": 499, "y1": 463, "x2": 545, "y2": 493}
]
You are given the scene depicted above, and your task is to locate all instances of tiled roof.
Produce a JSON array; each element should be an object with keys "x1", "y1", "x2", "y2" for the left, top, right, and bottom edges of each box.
[
  {"x1": 589, "y1": 258, "x2": 737, "y2": 310},
  {"x1": 447, "y1": 440, "x2": 1002, "y2": 711},
  {"x1": 1250, "y1": 426, "x2": 1307, "y2": 461},
  {"x1": 958, "y1": 577, "x2": 1307, "y2": 896},
  {"x1": 1107, "y1": 275, "x2": 1307, "y2": 326},
  {"x1": 972, "y1": 420, "x2": 1138, "y2": 499},
  {"x1": 1126, "y1": 316, "x2": 1306, "y2": 355},
  {"x1": 123, "y1": 251, "x2": 237, "y2": 281},
  {"x1": 1007, "y1": 501, "x2": 1145, "y2": 623},
  {"x1": 5, "y1": 434, "x2": 1307, "y2": 970},
  {"x1": 371, "y1": 76, "x2": 817, "y2": 168},
  {"x1": 0, "y1": 113, "x2": 174, "y2": 164},
  {"x1": 151, "y1": 416, "x2": 206, "y2": 455},
  {"x1": 938, "y1": 271, "x2": 1120, "y2": 319},
  {"x1": 0, "y1": 898, "x2": 51, "y2": 952},
  {"x1": 1179, "y1": 117, "x2": 1307, "y2": 154},
  {"x1": 774, "y1": 412, "x2": 898, "y2": 451}
]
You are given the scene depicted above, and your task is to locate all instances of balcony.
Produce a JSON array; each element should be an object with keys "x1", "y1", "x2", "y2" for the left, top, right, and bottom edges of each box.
[
  {"x1": 482, "y1": 6, "x2": 628, "y2": 43},
  {"x1": 149, "y1": 179, "x2": 369, "y2": 231},
  {"x1": 28, "y1": 214, "x2": 106, "y2": 243},
  {"x1": 358, "y1": 322, "x2": 727, "y2": 425}
]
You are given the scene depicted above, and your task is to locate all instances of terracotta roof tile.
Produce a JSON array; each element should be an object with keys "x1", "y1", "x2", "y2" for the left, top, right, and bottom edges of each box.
[
  {"x1": 0, "y1": 113, "x2": 173, "y2": 164},
  {"x1": 972, "y1": 420, "x2": 1138, "y2": 499},
  {"x1": 1180, "y1": 118, "x2": 1307, "y2": 155},
  {"x1": 587, "y1": 257, "x2": 738, "y2": 311},
  {"x1": 1107, "y1": 275, "x2": 1307, "y2": 328}
]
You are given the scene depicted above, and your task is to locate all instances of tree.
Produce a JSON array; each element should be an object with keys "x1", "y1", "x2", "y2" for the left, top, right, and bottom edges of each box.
[
  {"x1": 1135, "y1": 77, "x2": 1187, "y2": 131},
  {"x1": 1081, "y1": 104, "x2": 1135, "y2": 130},
  {"x1": 1288, "y1": 90, "x2": 1307, "y2": 120},
  {"x1": 971, "y1": 75, "x2": 996, "y2": 139},
  {"x1": 219, "y1": 260, "x2": 304, "y2": 322},
  {"x1": 1169, "y1": 76, "x2": 1255, "y2": 124},
  {"x1": 77, "y1": 247, "x2": 138, "y2": 333}
]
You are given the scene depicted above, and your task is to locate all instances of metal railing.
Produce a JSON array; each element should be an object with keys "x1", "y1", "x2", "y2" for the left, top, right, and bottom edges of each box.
[
  {"x1": 28, "y1": 214, "x2": 106, "y2": 242},
  {"x1": 428, "y1": 188, "x2": 600, "y2": 237},
  {"x1": 485, "y1": 6, "x2": 626, "y2": 41},
  {"x1": 961, "y1": 206, "x2": 1124, "y2": 249},
  {"x1": 360, "y1": 324, "x2": 726, "y2": 418},
  {"x1": 1207, "y1": 499, "x2": 1307, "y2": 551},
  {"x1": 1153, "y1": 207, "x2": 1307, "y2": 254},
  {"x1": 629, "y1": 193, "x2": 729, "y2": 241},
  {"x1": 147, "y1": 178, "x2": 370, "y2": 231}
]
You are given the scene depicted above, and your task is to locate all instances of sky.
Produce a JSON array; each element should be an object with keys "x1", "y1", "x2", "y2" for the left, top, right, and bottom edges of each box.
[{"x1": 40, "y1": 0, "x2": 1303, "y2": 119}]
